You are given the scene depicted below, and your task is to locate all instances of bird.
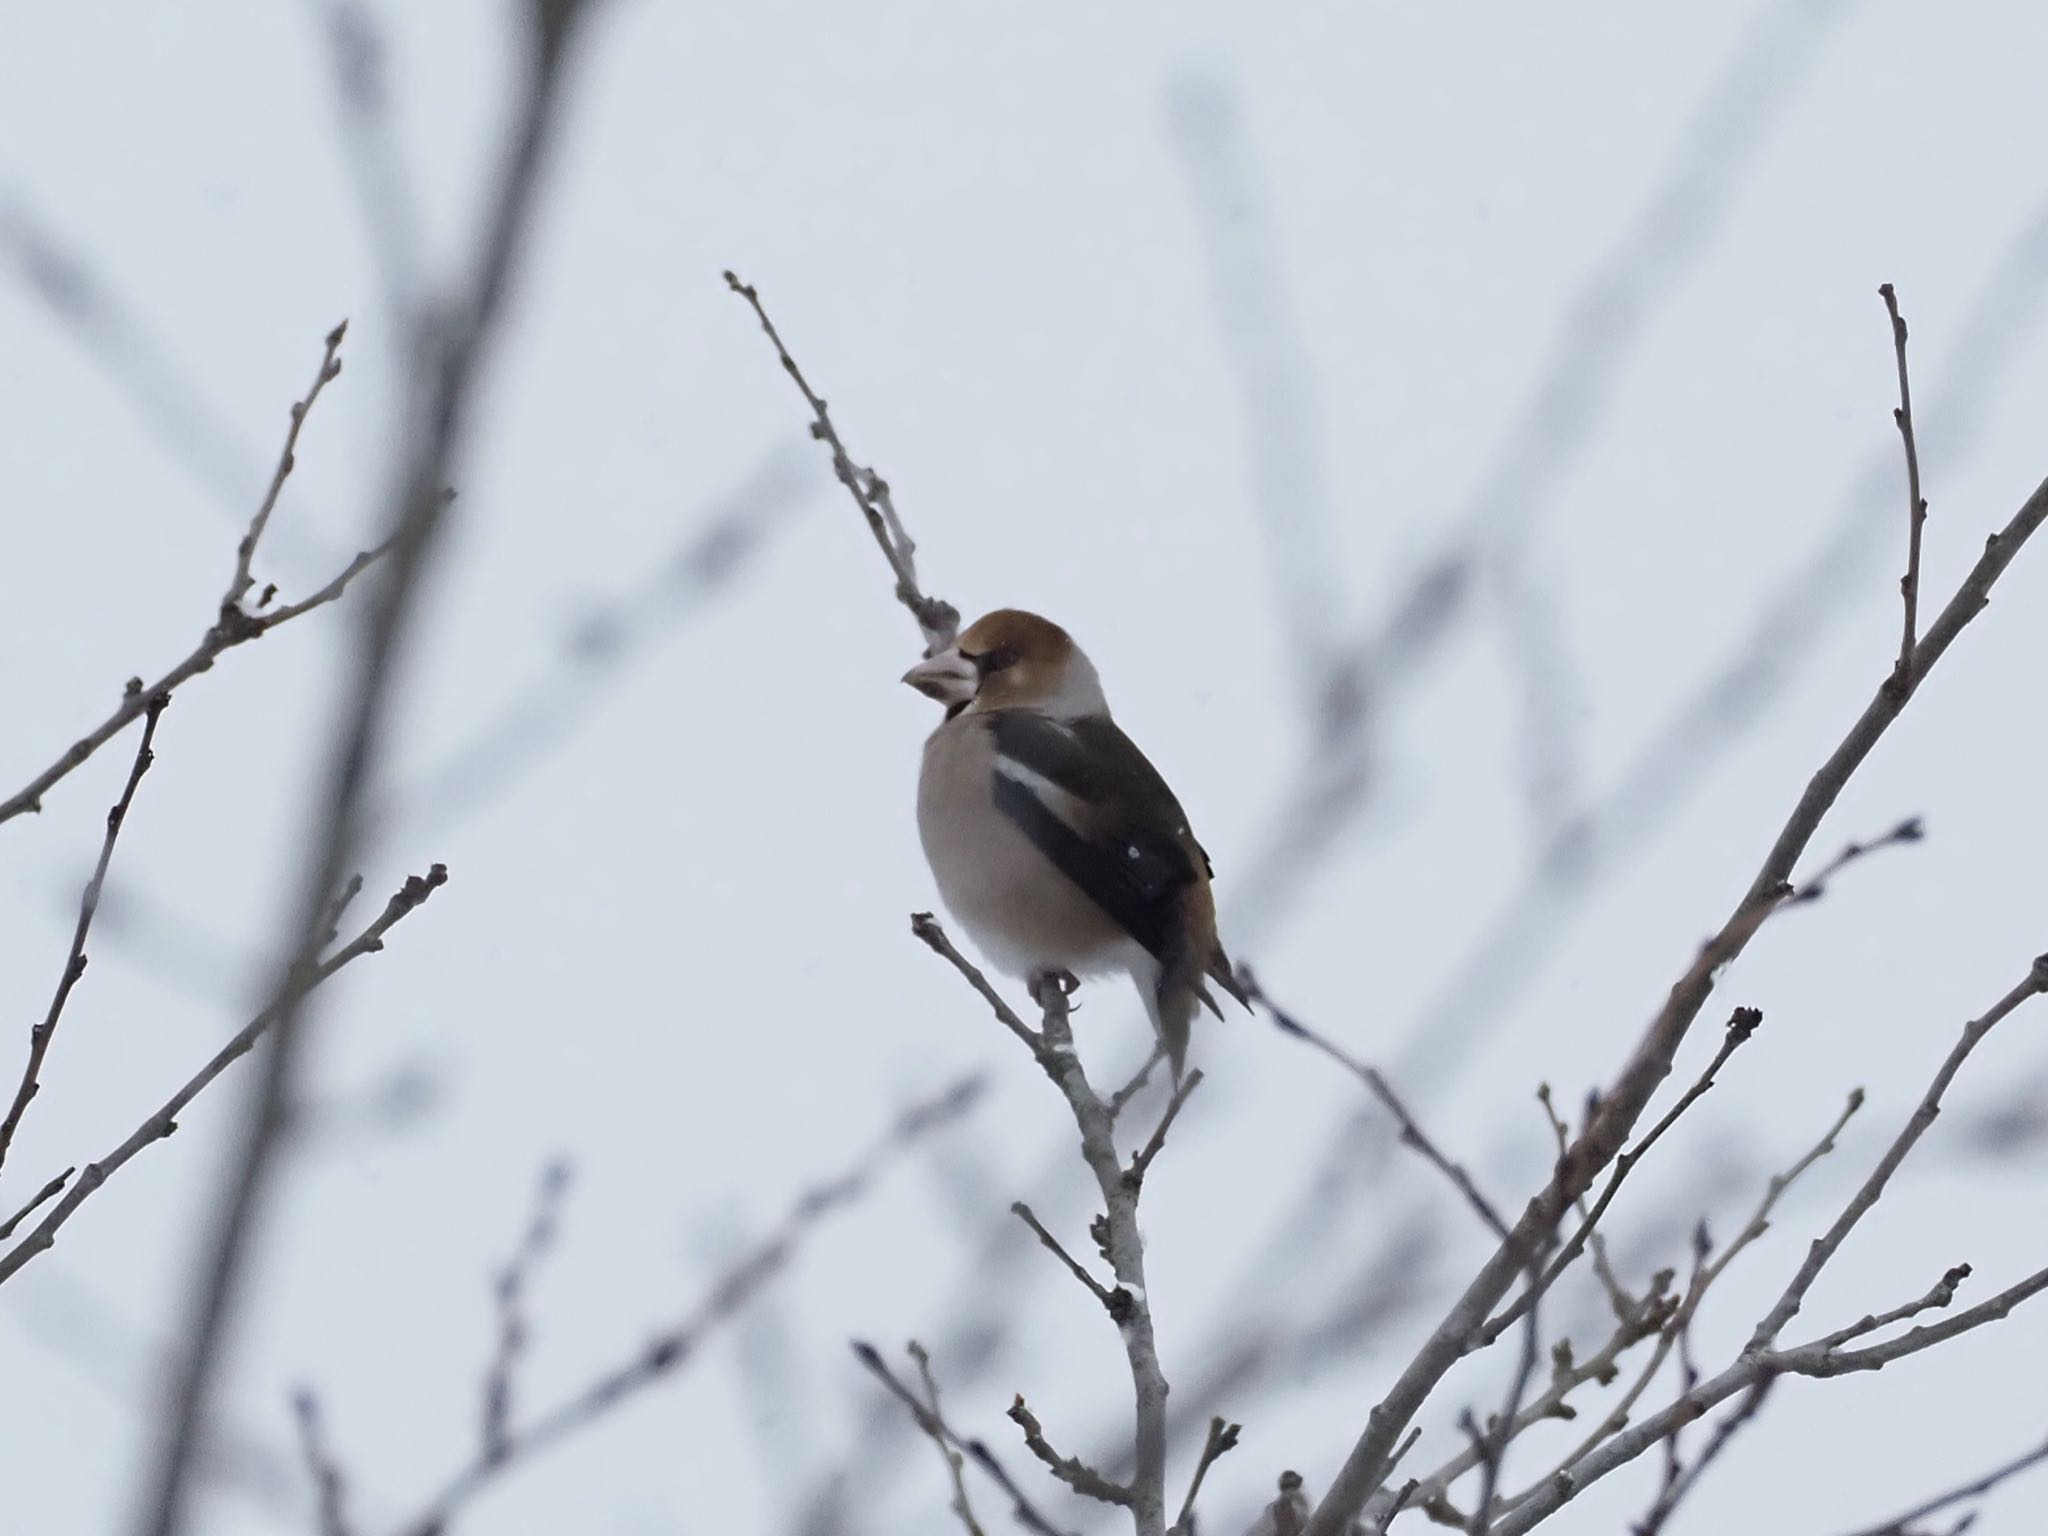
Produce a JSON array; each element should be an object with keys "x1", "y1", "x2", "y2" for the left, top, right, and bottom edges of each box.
[{"x1": 903, "y1": 607, "x2": 1249, "y2": 1079}]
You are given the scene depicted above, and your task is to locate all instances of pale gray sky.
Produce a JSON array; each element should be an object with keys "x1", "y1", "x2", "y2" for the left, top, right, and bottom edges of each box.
[{"x1": 3, "y1": 3, "x2": 2047, "y2": 1533}]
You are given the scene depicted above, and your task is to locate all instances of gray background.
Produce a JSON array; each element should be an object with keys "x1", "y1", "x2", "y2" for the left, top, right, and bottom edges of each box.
[{"x1": 3, "y1": 2, "x2": 2045, "y2": 1532}]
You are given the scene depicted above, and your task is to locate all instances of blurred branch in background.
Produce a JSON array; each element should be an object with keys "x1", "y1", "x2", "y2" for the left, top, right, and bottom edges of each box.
[
  {"x1": 1165, "y1": 75, "x2": 1343, "y2": 699},
  {"x1": 362, "y1": 1073, "x2": 986, "y2": 1536},
  {"x1": 1225, "y1": 0, "x2": 1857, "y2": 932},
  {"x1": 137, "y1": 4, "x2": 606, "y2": 1531},
  {"x1": 391, "y1": 440, "x2": 813, "y2": 835},
  {"x1": 1299, "y1": 368, "x2": 2048, "y2": 1533},
  {"x1": 0, "y1": 192, "x2": 343, "y2": 573},
  {"x1": 1215, "y1": 197, "x2": 2048, "y2": 1455},
  {"x1": 314, "y1": 0, "x2": 427, "y2": 325}
]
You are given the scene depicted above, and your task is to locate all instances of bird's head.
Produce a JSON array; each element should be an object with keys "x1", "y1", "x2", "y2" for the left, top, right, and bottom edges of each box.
[{"x1": 901, "y1": 608, "x2": 1108, "y2": 720}]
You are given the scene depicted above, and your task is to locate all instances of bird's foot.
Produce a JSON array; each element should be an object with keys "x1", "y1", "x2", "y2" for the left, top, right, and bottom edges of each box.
[{"x1": 1028, "y1": 969, "x2": 1080, "y2": 1010}]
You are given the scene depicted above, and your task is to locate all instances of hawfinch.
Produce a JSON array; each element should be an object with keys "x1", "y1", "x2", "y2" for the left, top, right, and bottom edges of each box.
[{"x1": 904, "y1": 608, "x2": 1248, "y2": 1078}]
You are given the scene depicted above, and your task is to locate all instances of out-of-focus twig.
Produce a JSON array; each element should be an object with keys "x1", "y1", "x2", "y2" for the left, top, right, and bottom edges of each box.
[
  {"x1": 481, "y1": 1160, "x2": 573, "y2": 1466},
  {"x1": 316, "y1": 1, "x2": 426, "y2": 321},
  {"x1": 291, "y1": 1388, "x2": 359, "y2": 1536},
  {"x1": 0, "y1": 691, "x2": 169, "y2": 1174},
  {"x1": 138, "y1": 12, "x2": 601, "y2": 1531},
  {"x1": 910, "y1": 1342, "x2": 987, "y2": 1536},
  {"x1": 391, "y1": 1072, "x2": 985, "y2": 1536},
  {"x1": 853, "y1": 1342, "x2": 1074, "y2": 1536},
  {"x1": 1833, "y1": 1428, "x2": 2048, "y2": 1536}
]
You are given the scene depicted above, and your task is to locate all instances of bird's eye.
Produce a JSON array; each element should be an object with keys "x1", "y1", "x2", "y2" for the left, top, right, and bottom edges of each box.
[{"x1": 974, "y1": 645, "x2": 1022, "y2": 675}]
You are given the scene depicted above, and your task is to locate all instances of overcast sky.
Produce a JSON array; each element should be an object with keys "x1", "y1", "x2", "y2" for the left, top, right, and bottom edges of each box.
[{"x1": 4, "y1": 3, "x2": 2048, "y2": 1533}]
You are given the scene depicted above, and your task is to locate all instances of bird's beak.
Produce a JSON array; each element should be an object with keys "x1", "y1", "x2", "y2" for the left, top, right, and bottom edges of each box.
[{"x1": 901, "y1": 648, "x2": 978, "y2": 706}]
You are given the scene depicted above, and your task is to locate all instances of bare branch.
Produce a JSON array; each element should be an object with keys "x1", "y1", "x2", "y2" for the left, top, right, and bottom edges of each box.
[
  {"x1": 1127, "y1": 1070, "x2": 1203, "y2": 1187},
  {"x1": 1834, "y1": 1429, "x2": 2048, "y2": 1536},
  {"x1": 912, "y1": 913, "x2": 1048, "y2": 1063},
  {"x1": 1486, "y1": 954, "x2": 2048, "y2": 1535},
  {"x1": 0, "y1": 1165, "x2": 73, "y2": 1242},
  {"x1": 915, "y1": 918, "x2": 1176, "y2": 1535},
  {"x1": 1785, "y1": 815, "x2": 1924, "y2": 905},
  {"x1": 1011, "y1": 1201, "x2": 1114, "y2": 1307},
  {"x1": 0, "y1": 691, "x2": 169, "y2": 1173},
  {"x1": 1629, "y1": 1377, "x2": 1772, "y2": 1536},
  {"x1": 393, "y1": 1072, "x2": 985, "y2": 1536},
  {"x1": 723, "y1": 270, "x2": 958, "y2": 652},
  {"x1": 1748, "y1": 957, "x2": 2048, "y2": 1350},
  {"x1": 0, "y1": 864, "x2": 448, "y2": 1287},
  {"x1": 138, "y1": 9, "x2": 602, "y2": 1530},
  {"x1": 852, "y1": 1342, "x2": 1074, "y2": 1536},
  {"x1": 1304, "y1": 472, "x2": 2048, "y2": 1536},
  {"x1": 1253, "y1": 978, "x2": 1509, "y2": 1241},
  {"x1": 1009, "y1": 1394, "x2": 1133, "y2": 1506},
  {"x1": 911, "y1": 1342, "x2": 988, "y2": 1536},
  {"x1": 482, "y1": 1160, "x2": 573, "y2": 1465},
  {"x1": 290, "y1": 1389, "x2": 358, "y2": 1536},
  {"x1": 223, "y1": 322, "x2": 347, "y2": 613},
  {"x1": 0, "y1": 335, "x2": 383, "y2": 831},
  {"x1": 1879, "y1": 282, "x2": 1928, "y2": 689},
  {"x1": 1481, "y1": 1008, "x2": 1761, "y2": 1346},
  {"x1": 1168, "y1": 1417, "x2": 1240, "y2": 1535},
  {"x1": 1510, "y1": 1088, "x2": 1861, "y2": 1513}
]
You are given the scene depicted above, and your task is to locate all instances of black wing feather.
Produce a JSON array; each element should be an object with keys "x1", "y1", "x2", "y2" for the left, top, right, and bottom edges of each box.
[{"x1": 985, "y1": 712, "x2": 1199, "y2": 962}]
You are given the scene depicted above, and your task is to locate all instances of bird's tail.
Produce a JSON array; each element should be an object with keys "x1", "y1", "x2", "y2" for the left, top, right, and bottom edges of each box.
[{"x1": 1197, "y1": 945, "x2": 1253, "y2": 1019}]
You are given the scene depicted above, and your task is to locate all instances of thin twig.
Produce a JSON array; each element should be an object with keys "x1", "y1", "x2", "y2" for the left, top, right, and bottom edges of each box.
[
  {"x1": 392, "y1": 1072, "x2": 985, "y2": 1536},
  {"x1": 1485, "y1": 956, "x2": 2048, "y2": 1535},
  {"x1": 0, "y1": 340, "x2": 383, "y2": 830},
  {"x1": 1631, "y1": 1377, "x2": 1773, "y2": 1535},
  {"x1": 1833, "y1": 1428, "x2": 2048, "y2": 1536},
  {"x1": 852, "y1": 1343, "x2": 1073, "y2": 1536},
  {"x1": 290, "y1": 1388, "x2": 358, "y2": 1536},
  {"x1": 1880, "y1": 282, "x2": 1928, "y2": 689},
  {"x1": 1127, "y1": 1071, "x2": 1203, "y2": 1186},
  {"x1": 1786, "y1": 815, "x2": 1924, "y2": 904},
  {"x1": 482, "y1": 1160, "x2": 572, "y2": 1465},
  {"x1": 915, "y1": 919, "x2": 1175, "y2": 1535},
  {"x1": 223, "y1": 323, "x2": 348, "y2": 613},
  {"x1": 912, "y1": 914, "x2": 1047, "y2": 1062},
  {"x1": 1480, "y1": 1008, "x2": 1761, "y2": 1346},
  {"x1": 723, "y1": 270, "x2": 958, "y2": 652},
  {"x1": 1009, "y1": 1395, "x2": 1133, "y2": 1506},
  {"x1": 1254, "y1": 978, "x2": 1509, "y2": 1241},
  {"x1": 1304, "y1": 468, "x2": 2048, "y2": 1536},
  {"x1": 910, "y1": 1342, "x2": 987, "y2": 1536},
  {"x1": 1167, "y1": 1417, "x2": 1240, "y2": 1535},
  {"x1": 0, "y1": 1166, "x2": 73, "y2": 1242},
  {"x1": 1511, "y1": 1088, "x2": 1861, "y2": 1512},
  {"x1": 0, "y1": 866, "x2": 448, "y2": 1287},
  {"x1": 1011, "y1": 1201, "x2": 1113, "y2": 1306},
  {"x1": 0, "y1": 691, "x2": 169, "y2": 1174},
  {"x1": 1748, "y1": 957, "x2": 2048, "y2": 1350},
  {"x1": 1536, "y1": 1085, "x2": 1631, "y2": 1322}
]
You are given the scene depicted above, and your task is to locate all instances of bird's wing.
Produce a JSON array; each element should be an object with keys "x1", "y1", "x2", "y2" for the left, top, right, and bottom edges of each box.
[{"x1": 983, "y1": 710, "x2": 1203, "y2": 962}]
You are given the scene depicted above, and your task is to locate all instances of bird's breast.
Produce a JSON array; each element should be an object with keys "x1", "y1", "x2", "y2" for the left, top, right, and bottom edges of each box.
[{"x1": 916, "y1": 718, "x2": 1133, "y2": 978}]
